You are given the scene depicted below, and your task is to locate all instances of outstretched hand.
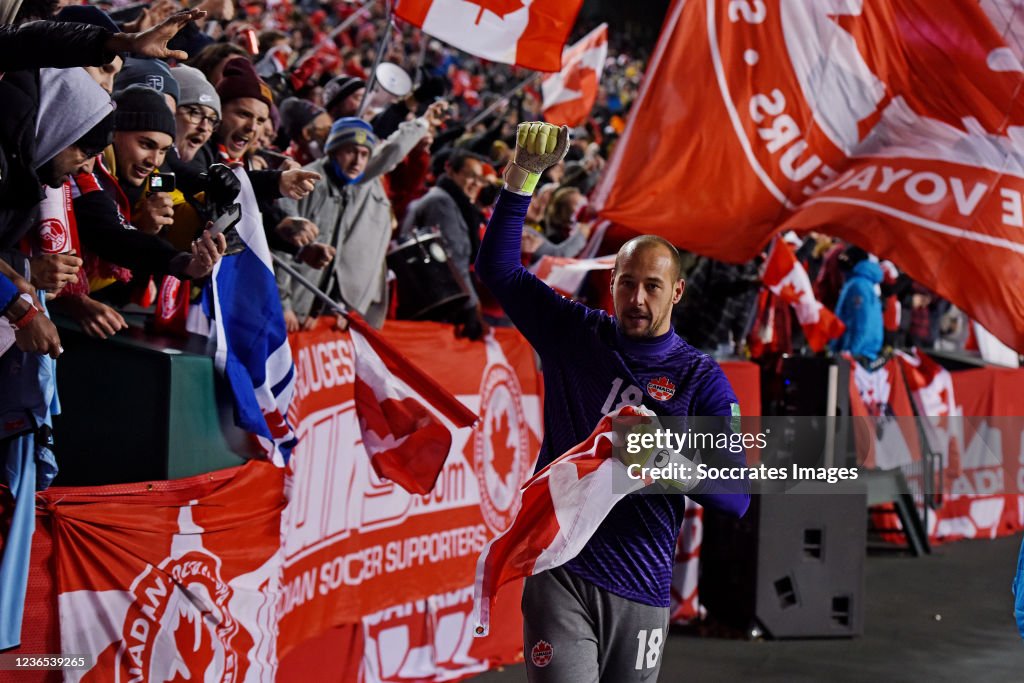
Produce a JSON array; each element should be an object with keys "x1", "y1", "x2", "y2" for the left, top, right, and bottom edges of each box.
[{"x1": 108, "y1": 8, "x2": 208, "y2": 61}]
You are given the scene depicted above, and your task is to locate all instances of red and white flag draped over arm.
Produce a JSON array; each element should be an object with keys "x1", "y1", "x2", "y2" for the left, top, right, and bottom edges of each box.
[
  {"x1": 592, "y1": 0, "x2": 1024, "y2": 352},
  {"x1": 542, "y1": 23, "x2": 608, "y2": 127},
  {"x1": 348, "y1": 314, "x2": 478, "y2": 495},
  {"x1": 472, "y1": 406, "x2": 648, "y2": 637},
  {"x1": 762, "y1": 238, "x2": 844, "y2": 351},
  {"x1": 395, "y1": 0, "x2": 584, "y2": 71}
]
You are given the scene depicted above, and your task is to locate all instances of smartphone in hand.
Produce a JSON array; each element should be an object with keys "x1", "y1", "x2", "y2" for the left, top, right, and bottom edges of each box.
[{"x1": 209, "y1": 203, "x2": 242, "y2": 237}]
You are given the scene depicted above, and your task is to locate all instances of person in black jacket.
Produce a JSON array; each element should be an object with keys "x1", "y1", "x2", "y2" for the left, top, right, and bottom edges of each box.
[
  {"x1": 401, "y1": 149, "x2": 488, "y2": 338},
  {"x1": 0, "y1": 6, "x2": 206, "y2": 72}
]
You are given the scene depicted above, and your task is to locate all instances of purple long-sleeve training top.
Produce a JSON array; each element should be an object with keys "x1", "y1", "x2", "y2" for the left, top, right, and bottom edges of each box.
[{"x1": 475, "y1": 189, "x2": 750, "y2": 607}]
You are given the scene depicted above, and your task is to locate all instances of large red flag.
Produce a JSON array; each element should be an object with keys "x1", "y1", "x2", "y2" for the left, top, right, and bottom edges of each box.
[
  {"x1": 593, "y1": 0, "x2": 1024, "y2": 352},
  {"x1": 542, "y1": 23, "x2": 608, "y2": 127},
  {"x1": 395, "y1": 0, "x2": 584, "y2": 72}
]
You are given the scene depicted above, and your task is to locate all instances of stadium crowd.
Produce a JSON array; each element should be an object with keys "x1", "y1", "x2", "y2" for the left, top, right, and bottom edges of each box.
[{"x1": 0, "y1": 0, "x2": 993, "y2": 391}]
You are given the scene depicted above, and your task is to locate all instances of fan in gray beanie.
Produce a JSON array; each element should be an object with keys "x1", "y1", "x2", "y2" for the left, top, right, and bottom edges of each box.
[
  {"x1": 169, "y1": 65, "x2": 222, "y2": 162},
  {"x1": 171, "y1": 65, "x2": 221, "y2": 118},
  {"x1": 115, "y1": 57, "x2": 180, "y2": 108},
  {"x1": 113, "y1": 85, "x2": 177, "y2": 140}
]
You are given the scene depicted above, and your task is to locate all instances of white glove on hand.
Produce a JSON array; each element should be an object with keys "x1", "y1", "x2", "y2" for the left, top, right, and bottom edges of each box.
[{"x1": 503, "y1": 122, "x2": 570, "y2": 196}]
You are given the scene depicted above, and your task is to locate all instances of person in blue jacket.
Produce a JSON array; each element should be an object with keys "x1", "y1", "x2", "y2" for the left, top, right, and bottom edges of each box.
[{"x1": 833, "y1": 247, "x2": 884, "y2": 360}]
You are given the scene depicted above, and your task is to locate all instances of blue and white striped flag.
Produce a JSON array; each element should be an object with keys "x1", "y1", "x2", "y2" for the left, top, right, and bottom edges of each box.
[{"x1": 205, "y1": 169, "x2": 297, "y2": 464}]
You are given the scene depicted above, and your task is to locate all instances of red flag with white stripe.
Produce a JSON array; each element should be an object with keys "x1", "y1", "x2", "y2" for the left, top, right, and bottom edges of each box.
[
  {"x1": 542, "y1": 23, "x2": 608, "y2": 127},
  {"x1": 472, "y1": 405, "x2": 650, "y2": 636},
  {"x1": 763, "y1": 239, "x2": 845, "y2": 351},
  {"x1": 347, "y1": 314, "x2": 478, "y2": 495},
  {"x1": 395, "y1": 0, "x2": 584, "y2": 72}
]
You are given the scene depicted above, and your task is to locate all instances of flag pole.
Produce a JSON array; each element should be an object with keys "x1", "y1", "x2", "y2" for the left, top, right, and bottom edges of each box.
[
  {"x1": 328, "y1": 0, "x2": 376, "y2": 40},
  {"x1": 465, "y1": 72, "x2": 542, "y2": 129},
  {"x1": 271, "y1": 253, "x2": 350, "y2": 317},
  {"x1": 357, "y1": 0, "x2": 396, "y2": 118}
]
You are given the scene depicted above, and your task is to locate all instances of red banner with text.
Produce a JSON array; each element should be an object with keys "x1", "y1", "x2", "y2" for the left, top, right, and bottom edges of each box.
[
  {"x1": 7, "y1": 322, "x2": 541, "y2": 683},
  {"x1": 277, "y1": 321, "x2": 543, "y2": 679},
  {"x1": 926, "y1": 367, "x2": 1024, "y2": 542}
]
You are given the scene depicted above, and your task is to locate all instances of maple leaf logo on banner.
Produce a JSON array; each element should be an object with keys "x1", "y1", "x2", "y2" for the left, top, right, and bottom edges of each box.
[{"x1": 489, "y1": 409, "x2": 518, "y2": 483}]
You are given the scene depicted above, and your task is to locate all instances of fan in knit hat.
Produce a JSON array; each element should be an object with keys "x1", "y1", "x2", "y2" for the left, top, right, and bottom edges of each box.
[
  {"x1": 112, "y1": 85, "x2": 177, "y2": 187},
  {"x1": 171, "y1": 65, "x2": 222, "y2": 118},
  {"x1": 279, "y1": 97, "x2": 331, "y2": 164},
  {"x1": 115, "y1": 57, "x2": 180, "y2": 107},
  {"x1": 214, "y1": 57, "x2": 275, "y2": 161},
  {"x1": 170, "y1": 65, "x2": 222, "y2": 162},
  {"x1": 216, "y1": 56, "x2": 274, "y2": 108},
  {"x1": 325, "y1": 117, "x2": 377, "y2": 183},
  {"x1": 322, "y1": 75, "x2": 366, "y2": 118},
  {"x1": 113, "y1": 85, "x2": 177, "y2": 139}
]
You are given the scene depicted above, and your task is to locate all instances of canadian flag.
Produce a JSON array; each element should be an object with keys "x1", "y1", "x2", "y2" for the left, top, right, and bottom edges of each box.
[
  {"x1": 763, "y1": 238, "x2": 845, "y2": 352},
  {"x1": 531, "y1": 254, "x2": 615, "y2": 297},
  {"x1": 542, "y1": 23, "x2": 608, "y2": 127},
  {"x1": 395, "y1": 0, "x2": 584, "y2": 72},
  {"x1": 472, "y1": 405, "x2": 649, "y2": 636},
  {"x1": 347, "y1": 314, "x2": 478, "y2": 495},
  {"x1": 895, "y1": 349, "x2": 961, "y2": 477},
  {"x1": 847, "y1": 354, "x2": 921, "y2": 470}
]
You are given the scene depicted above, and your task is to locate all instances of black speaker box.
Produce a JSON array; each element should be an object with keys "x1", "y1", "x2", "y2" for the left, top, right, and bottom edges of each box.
[{"x1": 699, "y1": 485, "x2": 867, "y2": 638}]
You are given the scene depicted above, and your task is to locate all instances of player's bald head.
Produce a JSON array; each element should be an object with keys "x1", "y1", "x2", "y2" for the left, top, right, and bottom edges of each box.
[{"x1": 615, "y1": 235, "x2": 683, "y2": 281}]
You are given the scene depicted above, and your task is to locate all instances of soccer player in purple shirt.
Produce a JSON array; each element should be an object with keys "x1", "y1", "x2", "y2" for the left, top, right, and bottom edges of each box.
[{"x1": 476, "y1": 122, "x2": 750, "y2": 682}]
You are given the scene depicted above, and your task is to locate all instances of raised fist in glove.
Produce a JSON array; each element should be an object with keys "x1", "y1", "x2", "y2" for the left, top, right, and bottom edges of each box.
[
  {"x1": 504, "y1": 122, "x2": 570, "y2": 195},
  {"x1": 201, "y1": 163, "x2": 241, "y2": 217}
]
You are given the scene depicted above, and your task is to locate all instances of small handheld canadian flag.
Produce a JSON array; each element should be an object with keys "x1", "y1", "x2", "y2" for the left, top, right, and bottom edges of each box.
[
  {"x1": 542, "y1": 23, "x2": 608, "y2": 127},
  {"x1": 762, "y1": 238, "x2": 845, "y2": 352}
]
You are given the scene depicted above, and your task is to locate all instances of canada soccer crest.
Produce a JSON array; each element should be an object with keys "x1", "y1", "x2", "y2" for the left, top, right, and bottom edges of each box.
[
  {"x1": 109, "y1": 505, "x2": 259, "y2": 683},
  {"x1": 38, "y1": 218, "x2": 68, "y2": 253},
  {"x1": 469, "y1": 361, "x2": 531, "y2": 535},
  {"x1": 531, "y1": 640, "x2": 553, "y2": 667},
  {"x1": 647, "y1": 376, "x2": 676, "y2": 401}
]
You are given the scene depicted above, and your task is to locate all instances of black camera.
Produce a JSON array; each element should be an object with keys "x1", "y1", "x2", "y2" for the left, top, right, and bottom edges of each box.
[{"x1": 148, "y1": 172, "x2": 176, "y2": 193}]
